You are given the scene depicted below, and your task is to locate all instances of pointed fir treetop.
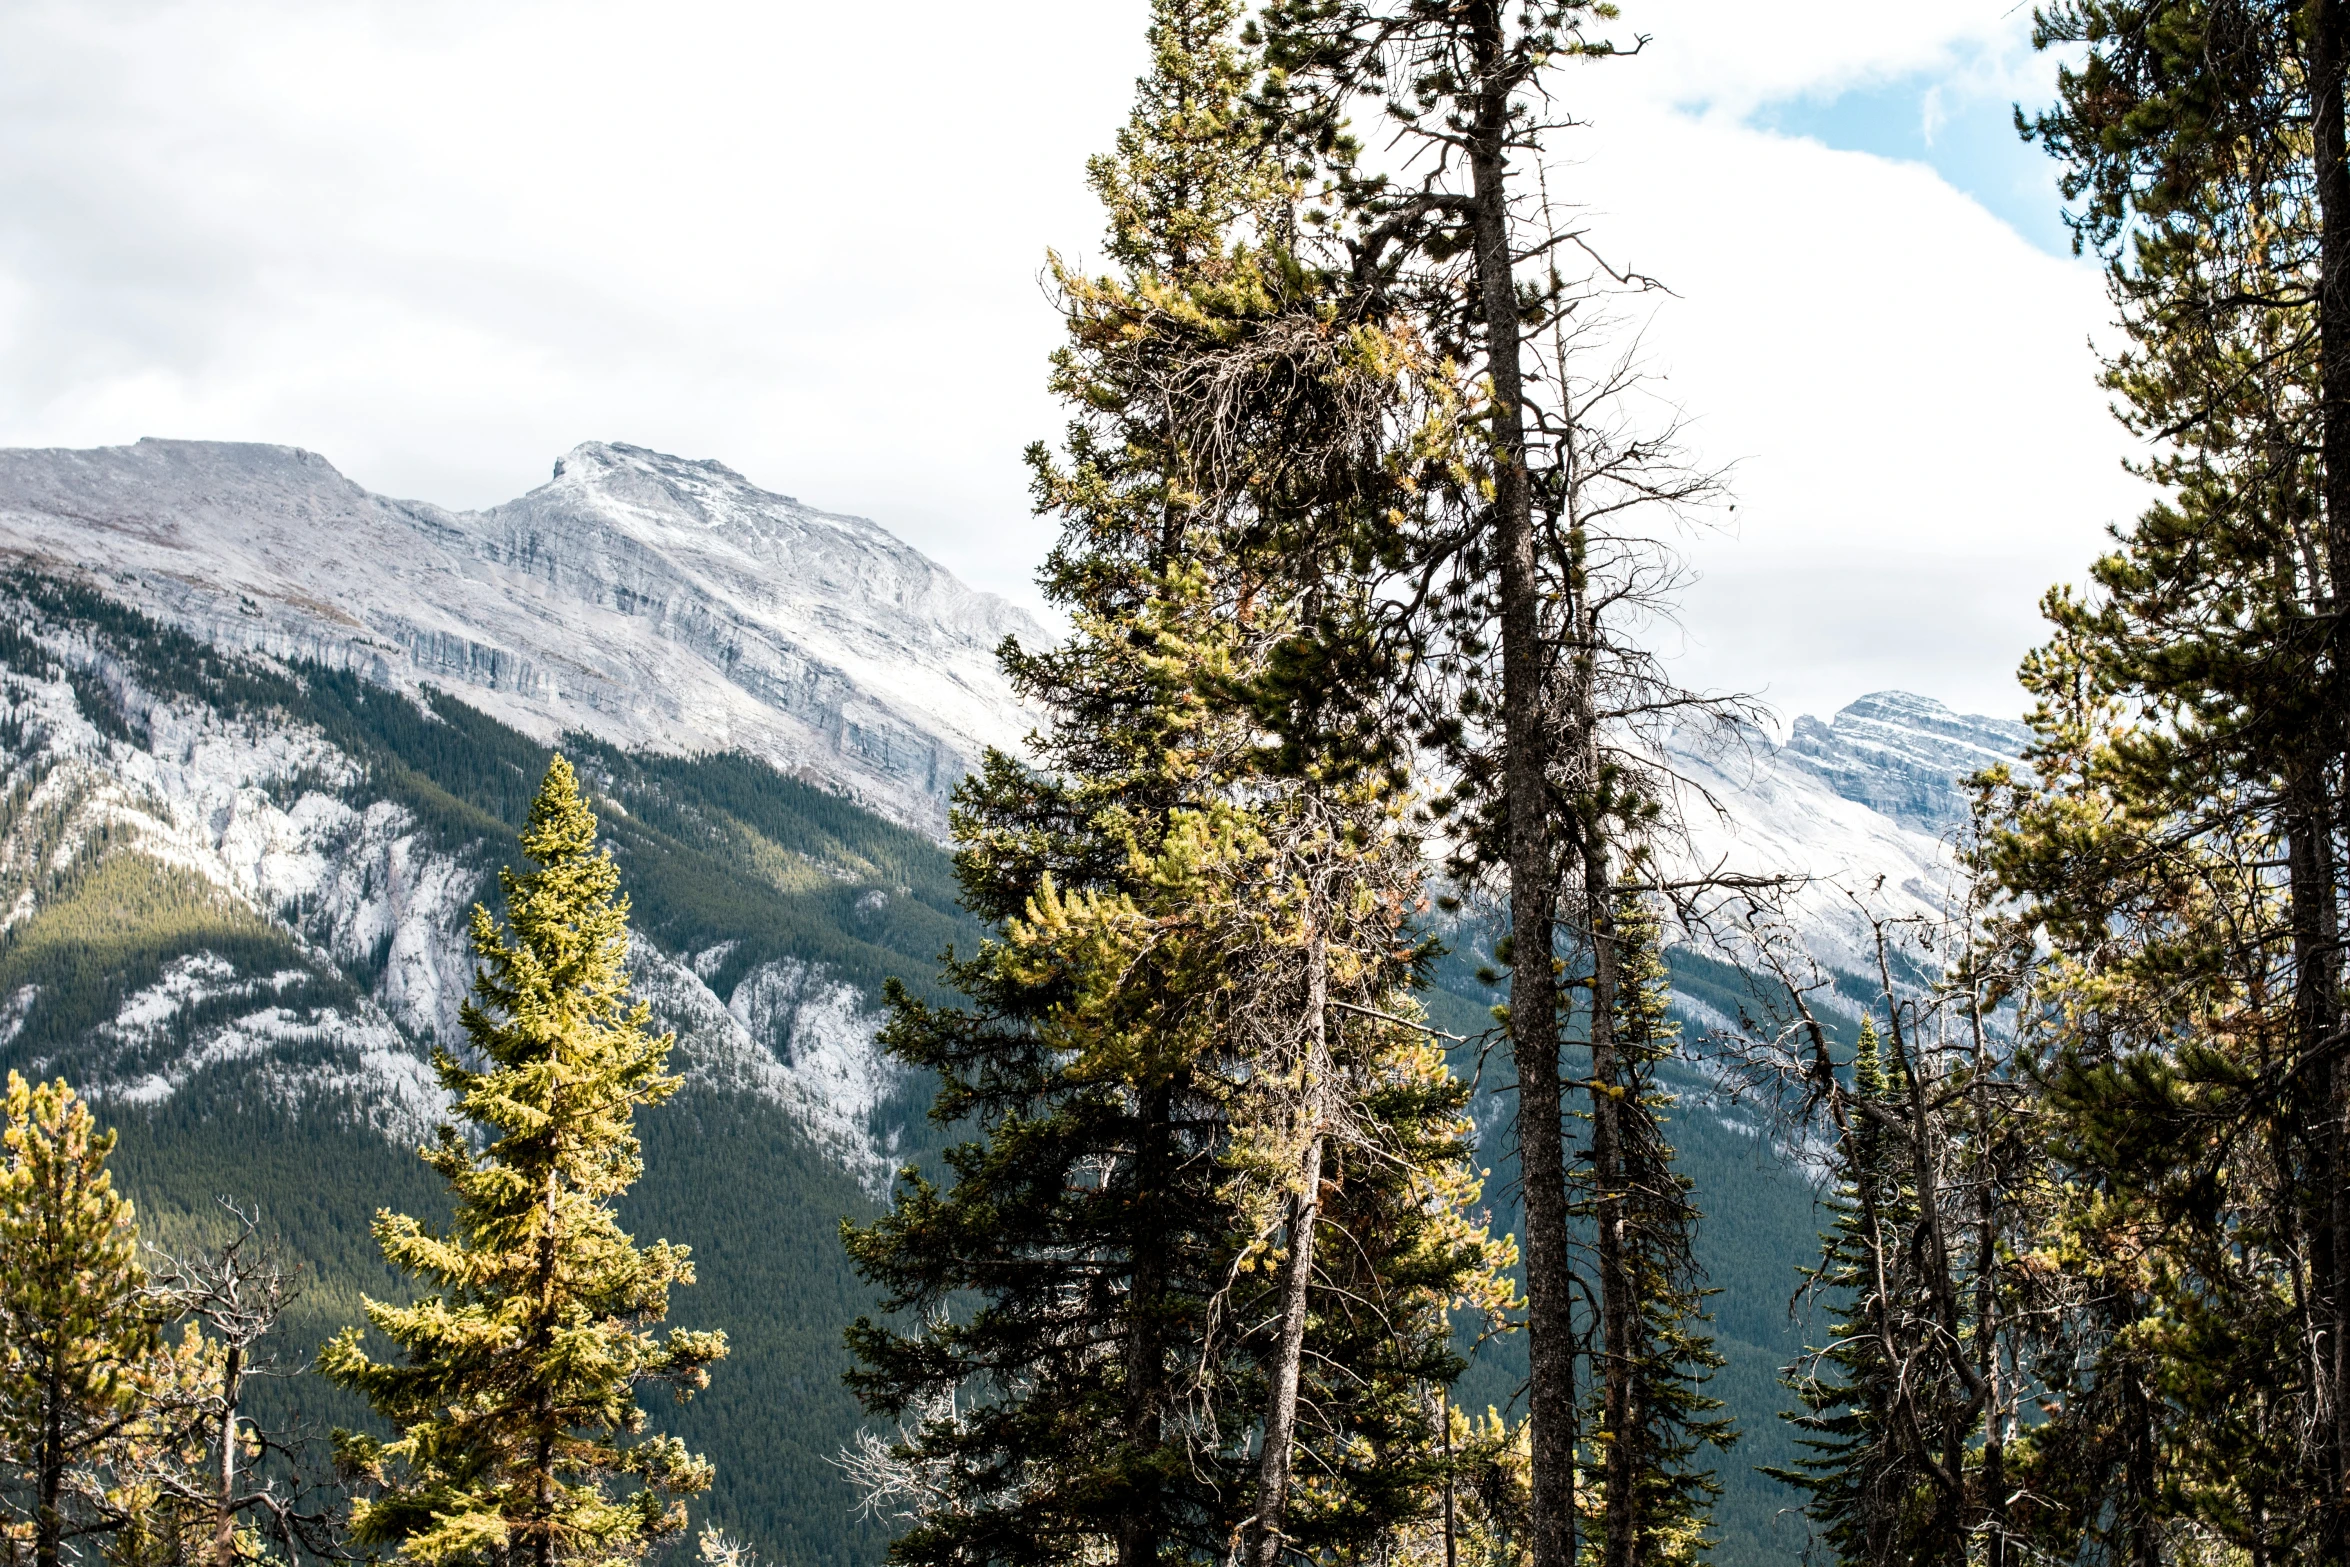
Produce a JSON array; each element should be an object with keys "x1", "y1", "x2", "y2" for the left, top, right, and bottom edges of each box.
[
  {"x1": 1091, "y1": 0, "x2": 1286, "y2": 277},
  {"x1": 1851, "y1": 1016, "x2": 1884, "y2": 1100}
]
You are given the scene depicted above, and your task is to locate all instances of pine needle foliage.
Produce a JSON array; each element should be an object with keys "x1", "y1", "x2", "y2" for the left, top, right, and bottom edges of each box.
[
  {"x1": 1989, "y1": 6, "x2": 2350, "y2": 1554},
  {"x1": 841, "y1": 7, "x2": 1508, "y2": 1567},
  {"x1": 324, "y1": 757, "x2": 725, "y2": 1567},
  {"x1": 1765, "y1": 1020, "x2": 1918, "y2": 1566},
  {"x1": 1578, "y1": 897, "x2": 1730, "y2": 1565},
  {"x1": 0, "y1": 1075, "x2": 191, "y2": 1567}
]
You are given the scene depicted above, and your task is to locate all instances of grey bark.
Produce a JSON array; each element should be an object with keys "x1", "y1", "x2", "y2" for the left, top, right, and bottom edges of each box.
[
  {"x1": 1461, "y1": 7, "x2": 1581, "y2": 1562},
  {"x1": 1246, "y1": 932, "x2": 1328, "y2": 1567}
]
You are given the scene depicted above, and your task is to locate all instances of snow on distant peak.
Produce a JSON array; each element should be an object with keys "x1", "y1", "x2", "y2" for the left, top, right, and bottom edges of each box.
[
  {"x1": 1660, "y1": 690, "x2": 2030, "y2": 974},
  {"x1": 539, "y1": 442, "x2": 882, "y2": 543},
  {"x1": 0, "y1": 438, "x2": 1049, "y2": 833},
  {"x1": 1780, "y1": 691, "x2": 2029, "y2": 834}
]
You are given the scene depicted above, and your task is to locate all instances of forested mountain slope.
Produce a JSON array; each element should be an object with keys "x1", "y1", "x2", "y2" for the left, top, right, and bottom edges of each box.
[
  {"x1": 0, "y1": 442, "x2": 2024, "y2": 1567},
  {"x1": 0, "y1": 572, "x2": 963, "y2": 1566}
]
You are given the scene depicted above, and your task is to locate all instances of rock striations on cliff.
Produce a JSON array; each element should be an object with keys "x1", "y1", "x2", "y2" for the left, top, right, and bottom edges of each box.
[
  {"x1": 1780, "y1": 690, "x2": 2030, "y2": 834},
  {"x1": 0, "y1": 438, "x2": 1044, "y2": 831}
]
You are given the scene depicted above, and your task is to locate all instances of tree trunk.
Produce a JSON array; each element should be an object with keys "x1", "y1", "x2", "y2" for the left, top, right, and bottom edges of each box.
[
  {"x1": 1247, "y1": 932, "x2": 1328, "y2": 1567},
  {"x1": 1247, "y1": 1147, "x2": 1322, "y2": 1567},
  {"x1": 534, "y1": 1162, "x2": 561, "y2": 1567},
  {"x1": 2309, "y1": 7, "x2": 2350, "y2": 1549},
  {"x1": 2287, "y1": 764, "x2": 2345, "y2": 1561},
  {"x1": 1970, "y1": 985, "x2": 2007, "y2": 1567},
  {"x1": 37, "y1": 1325, "x2": 62, "y2": 1567},
  {"x1": 1462, "y1": 5, "x2": 1579, "y2": 1561},
  {"x1": 1581, "y1": 832, "x2": 1636, "y2": 1567},
  {"x1": 212, "y1": 1343, "x2": 243, "y2": 1567},
  {"x1": 1119, "y1": 1078, "x2": 1176, "y2": 1567},
  {"x1": 1438, "y1": 1383, "x2": 1458, "y2": 1567}
]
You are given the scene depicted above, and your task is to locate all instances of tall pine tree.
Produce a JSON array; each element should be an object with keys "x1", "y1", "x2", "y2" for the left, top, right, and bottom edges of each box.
[
  {"x1": 2021, "y1": 9, "x2": 2350, "y2": 1552},
  {"x1": 842, "y1": 6, "x2": 1509, "y2": 1565},
  {"x1": 1766, "y1": 1019, "x2": 1922, "y2": 1565},
  {"x1": 1253, "y1": 12, "x2": 1742, "y2": 1564},
  {"x1": 1579, "y1": 895, "x2": 1729, "y2": 1566},
  {"x1": 0, "y1": 1076, "x2": 195, "y2": 1567},
  {"x1": 324, "y1": 757, "x2": 725, "y2": 1567}
]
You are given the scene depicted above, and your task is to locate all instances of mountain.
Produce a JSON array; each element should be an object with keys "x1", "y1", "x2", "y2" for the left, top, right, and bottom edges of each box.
[
  {"x1": 0, "y1": 438, "x2": 1044, "y2": 832},
  {"x1": 1661, "y1": 692, "x2": 2026, "y2": 984},
  {"x1": 0, "y1": 439, "x2": 2028, "y2": 1567},
  {"x1": 1782, "y1": 689, "x2": 2030, "y2": 832}
]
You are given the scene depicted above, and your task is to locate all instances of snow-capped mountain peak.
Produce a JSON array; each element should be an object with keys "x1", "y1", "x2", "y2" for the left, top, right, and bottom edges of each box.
[
  {"x1": 0, "y1": 437, "x2": 1046, "y2": 831},
  {"x1": 1781, "y1": 690, "x2": 2031, "y2": 833}
]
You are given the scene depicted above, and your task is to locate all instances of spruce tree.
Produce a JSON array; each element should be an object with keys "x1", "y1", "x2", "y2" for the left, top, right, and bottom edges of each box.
[
  {"x1": 0, "y1": 1075, "x2": 191, "y2": 1567},
  {"x1": 841, "y1": 11, "x2": 1291, "y2": 1554},
  {"x1": 323, "y1": 756, "x2": 725, "y2": 1567},
  {"x1": 1766, "y1": 1019, "x2": 1916, "y2": 1565},
  {"x1": 1579, "y1": 895, "x2": 1729, "y2": 1565}
]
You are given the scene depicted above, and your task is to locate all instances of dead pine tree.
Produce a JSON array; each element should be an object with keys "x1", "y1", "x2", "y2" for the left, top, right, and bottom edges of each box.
[
  {"x1": 1251, "y1": 8, "x2": 1759, "y2": 1561},
  {"x1": 147, "y1": 1199, "x2": 341, "y2": 1567}
]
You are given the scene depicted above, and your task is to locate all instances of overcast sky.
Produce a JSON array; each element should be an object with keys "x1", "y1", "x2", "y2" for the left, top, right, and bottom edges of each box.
[{"x1": 0, "y1": 1, "x2": 2142, "y2": 731}]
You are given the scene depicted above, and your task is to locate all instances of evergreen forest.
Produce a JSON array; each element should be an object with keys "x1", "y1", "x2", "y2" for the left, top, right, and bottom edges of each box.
[{"x1": 9, "y1": 2, "x2": 2350, "y2": 1566}]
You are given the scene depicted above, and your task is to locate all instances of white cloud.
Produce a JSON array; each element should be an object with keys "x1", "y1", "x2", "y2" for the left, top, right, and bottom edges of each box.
[
  {"x1": 0, "y1": 0, "x2": 2142, "y2": 731},
  {"x1": 1553, "y1": 72, "x2": 2142, "y2": 726}
]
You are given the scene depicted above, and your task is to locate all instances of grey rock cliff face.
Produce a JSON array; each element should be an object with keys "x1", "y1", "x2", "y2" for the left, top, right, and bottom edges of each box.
[
  {"x1": 0, "y1": 438, "x2": 1044, "y2": 831},
  {"x1": 1778, "y1": 691, "x2": 2029, "y2": 835}
]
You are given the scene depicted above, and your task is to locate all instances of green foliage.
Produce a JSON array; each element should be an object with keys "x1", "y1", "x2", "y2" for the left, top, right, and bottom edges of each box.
[
  {"x1": 1764, "y1": 1020, "x2": 1918, "y2": 1565},
  {"x1": 845, "y1": 10, "x2": 1507, "y2": 1567},
  {"x1": 1979, "y1": 6, "x2": 2350, "y2": 1556},
  {"x1": 323, "y1": 761, "x2": 725, "y2": 1567},
  {"x1": 0, "y1": 556, "x2": 1845, "y2": 1567},
  {"x1": 0, "y1": 1076, "x2": 184, "y2": 1567},
  {"x1": 1578, "y1": 900, "x2": 1732, "y2": 1565}
]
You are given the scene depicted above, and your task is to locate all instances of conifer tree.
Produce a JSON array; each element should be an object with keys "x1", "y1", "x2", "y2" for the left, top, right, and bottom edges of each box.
[
  {"x1": 324, "y1": 756, "x2": 724, "y2": 1567},
  {"x1": 2021, "y1": 13, "x2": 2350, "y2": 1550},
  {"x1": 842, "y1": 6, "x2": 1509, "y2": 1565},
  {"x1": 1767, "y1": 1019, "x2": 1917, "y2": 1565},
  {"x1": 840, "y1": 14, "x2": 1292, "y2": 1557},
  {"x1": 1252, "y1": 13, "x2": 1741, "y2": 1564},
  {"x1": 0, "y1": 1075, "x2": 192, "y2": 1567},
  {"x1": 1578, "y1": 895, "x2": 1729, "y2": 1565}
]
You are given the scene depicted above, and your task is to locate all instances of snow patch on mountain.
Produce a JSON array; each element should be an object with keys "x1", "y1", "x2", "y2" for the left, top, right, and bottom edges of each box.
[
  {"x1": 1662, "y1": 692, "x2": 2027, "y2": 976},
  {"x1": 629, "y1": 947, "x2": 898, "y2": 1194},
  {"x1": 0, "y1": 438, "x2": 1046, "y2": 832},
  {"x1": 100, "y1": 954, "x2": 443, "y2": 1144},
  {"x1": 1780, "y1": 691, "x2": 2029, "y2": 835},
  {"x1": 0, "y1": 617, "x2": 904, "y2": 1177}
]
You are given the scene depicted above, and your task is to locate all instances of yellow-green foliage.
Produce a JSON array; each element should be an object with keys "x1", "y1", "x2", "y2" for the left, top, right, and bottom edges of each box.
[
  {"x1": 0, "y1": 826, "x2": 297, "y2": 1060},
  {"x1": 0, "y1": 1075, "x2": 210, "y2": 1567},
  {"x1": 0, "y1": 853, "x2": 275, "y2": 983},
  {"x1": 323, "y1": 758, "x2": 727, "y2": 1567}
]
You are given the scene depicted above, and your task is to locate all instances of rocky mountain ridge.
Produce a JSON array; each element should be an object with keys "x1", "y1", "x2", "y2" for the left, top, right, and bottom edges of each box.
[
  {"x1": 0, "y1": 602, "x2": 915, "y2": 1189},
  {"x1": 0, "y1": 438, "x2": 1043, "y2": 831},
  {"x1": 1781, "y1": 688, "x2": 2030, "y2": 833},
  {"x1": 0, "y1": 439, "x2": 2036, "y2": 1135}
]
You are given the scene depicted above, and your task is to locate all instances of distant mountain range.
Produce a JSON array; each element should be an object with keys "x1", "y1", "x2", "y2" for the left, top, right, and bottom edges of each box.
[
  {"x1": 0, "y1": 439, "x2": 2031, "y2": 1567},
  {"x1": 0, "y1": 438, "x2": 1043, "y2": 831}
]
